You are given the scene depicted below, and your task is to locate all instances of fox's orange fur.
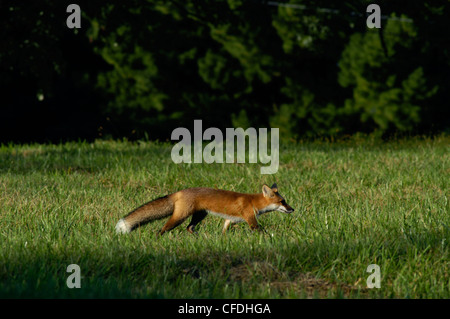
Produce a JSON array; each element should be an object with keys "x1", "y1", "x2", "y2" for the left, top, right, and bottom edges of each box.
[{"x1": 115, "y1": 183, "x2": 294, "y2": 236}]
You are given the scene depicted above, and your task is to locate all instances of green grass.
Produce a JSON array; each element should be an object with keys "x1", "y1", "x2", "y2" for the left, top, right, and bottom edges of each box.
[{"x1": 0, "y1": 136, "x2": 448, "y2": 298}]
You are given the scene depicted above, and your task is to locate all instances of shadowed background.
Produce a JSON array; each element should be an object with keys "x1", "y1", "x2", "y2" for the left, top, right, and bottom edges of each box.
[{"x1": 1, "y1": 0, "x2": 449, "y2": 144}]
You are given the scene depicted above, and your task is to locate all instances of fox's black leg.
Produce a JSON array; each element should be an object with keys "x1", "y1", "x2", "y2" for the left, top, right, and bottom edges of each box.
[{"x1": 186, "y1": 210, "x2": 208, "y2": 234}]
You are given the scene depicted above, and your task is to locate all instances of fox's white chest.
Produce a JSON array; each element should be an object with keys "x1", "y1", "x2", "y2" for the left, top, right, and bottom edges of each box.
[
  {"x1": 256, "y1": 204, "x2": 278, "y2": 215},
  {"x1": 206, "y1": 210, "x2": 245, "y2": 223},
  {"x1": 206, "y1": 204, "x2": 276, "y2": 223}
]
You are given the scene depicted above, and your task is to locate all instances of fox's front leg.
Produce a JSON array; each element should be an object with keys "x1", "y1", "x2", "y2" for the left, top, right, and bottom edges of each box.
[
  {"x1": 222, "y1": 219, "x2": 232, "y2": 234},
  {"x1": 243, "y1": 212, "x2": 260, "y2": 232}
]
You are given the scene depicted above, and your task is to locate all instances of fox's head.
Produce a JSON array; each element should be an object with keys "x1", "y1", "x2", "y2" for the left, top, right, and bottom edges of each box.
[{"x1": 261, "y1": 183, "x2": 295, "y2": 214}]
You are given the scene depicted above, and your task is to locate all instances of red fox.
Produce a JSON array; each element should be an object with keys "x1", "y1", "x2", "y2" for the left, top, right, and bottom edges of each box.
[{"x1": 115, "y1": 183, "x2": 294, "y2": 235}]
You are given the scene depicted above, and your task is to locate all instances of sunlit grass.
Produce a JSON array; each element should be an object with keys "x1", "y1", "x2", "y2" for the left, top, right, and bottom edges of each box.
[{"x1": 0, "y1": 136, "x2": 448, "y2": 298}]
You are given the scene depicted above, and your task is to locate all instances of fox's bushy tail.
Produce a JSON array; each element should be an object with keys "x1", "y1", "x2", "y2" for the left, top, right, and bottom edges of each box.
[{"x1": 115, "y1": 195, "x2": 174, "y2": 233}]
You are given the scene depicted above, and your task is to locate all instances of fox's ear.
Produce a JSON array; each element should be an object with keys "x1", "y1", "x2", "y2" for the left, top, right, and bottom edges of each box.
[
  {"x1": 270, "y1": 183, "x2": 278, "y2": 192},
  {"x1": 262, "y1": 184, "x2": 275, "y2": 198}
]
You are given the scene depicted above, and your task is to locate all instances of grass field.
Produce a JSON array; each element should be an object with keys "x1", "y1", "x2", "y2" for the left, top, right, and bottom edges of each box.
[{"x1": 0, "y1": 136, "x2": 448, "y2": 298}]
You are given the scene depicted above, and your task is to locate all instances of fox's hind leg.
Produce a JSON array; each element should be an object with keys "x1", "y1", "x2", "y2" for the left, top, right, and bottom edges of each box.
[
  {"x1": 158, "y1": 203, "x2": 193, "y2": 236},
  {"x1": 158, "y1": 215, "x2": 185, "y2": 236},
  {"x1": 186, "y1": 210, "x2": 207, "y2": 235}
]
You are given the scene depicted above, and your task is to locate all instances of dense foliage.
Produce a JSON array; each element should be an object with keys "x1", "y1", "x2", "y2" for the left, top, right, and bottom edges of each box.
[{"x1": 1, "y1": 1, "x2": 449, "y2": 142}]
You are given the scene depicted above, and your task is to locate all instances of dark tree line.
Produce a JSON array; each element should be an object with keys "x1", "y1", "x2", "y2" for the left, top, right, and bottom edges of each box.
[{"x1": 1, "y1": 0, "x2": 449, "y2": 143}]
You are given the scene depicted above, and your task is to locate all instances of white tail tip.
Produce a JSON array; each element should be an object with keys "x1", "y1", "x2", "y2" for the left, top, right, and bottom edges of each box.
[{"x1": 115, "y1": 218, "x2": 131, "y2": 234}]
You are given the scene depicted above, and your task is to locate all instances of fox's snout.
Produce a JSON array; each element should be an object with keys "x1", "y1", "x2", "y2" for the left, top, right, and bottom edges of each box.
[
  {"x1": 283, "y1": 206, "x2": 294, "y2": 214},
  {"x1": 276, "y1": 202, "x2": 294, "y2": 214}
]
